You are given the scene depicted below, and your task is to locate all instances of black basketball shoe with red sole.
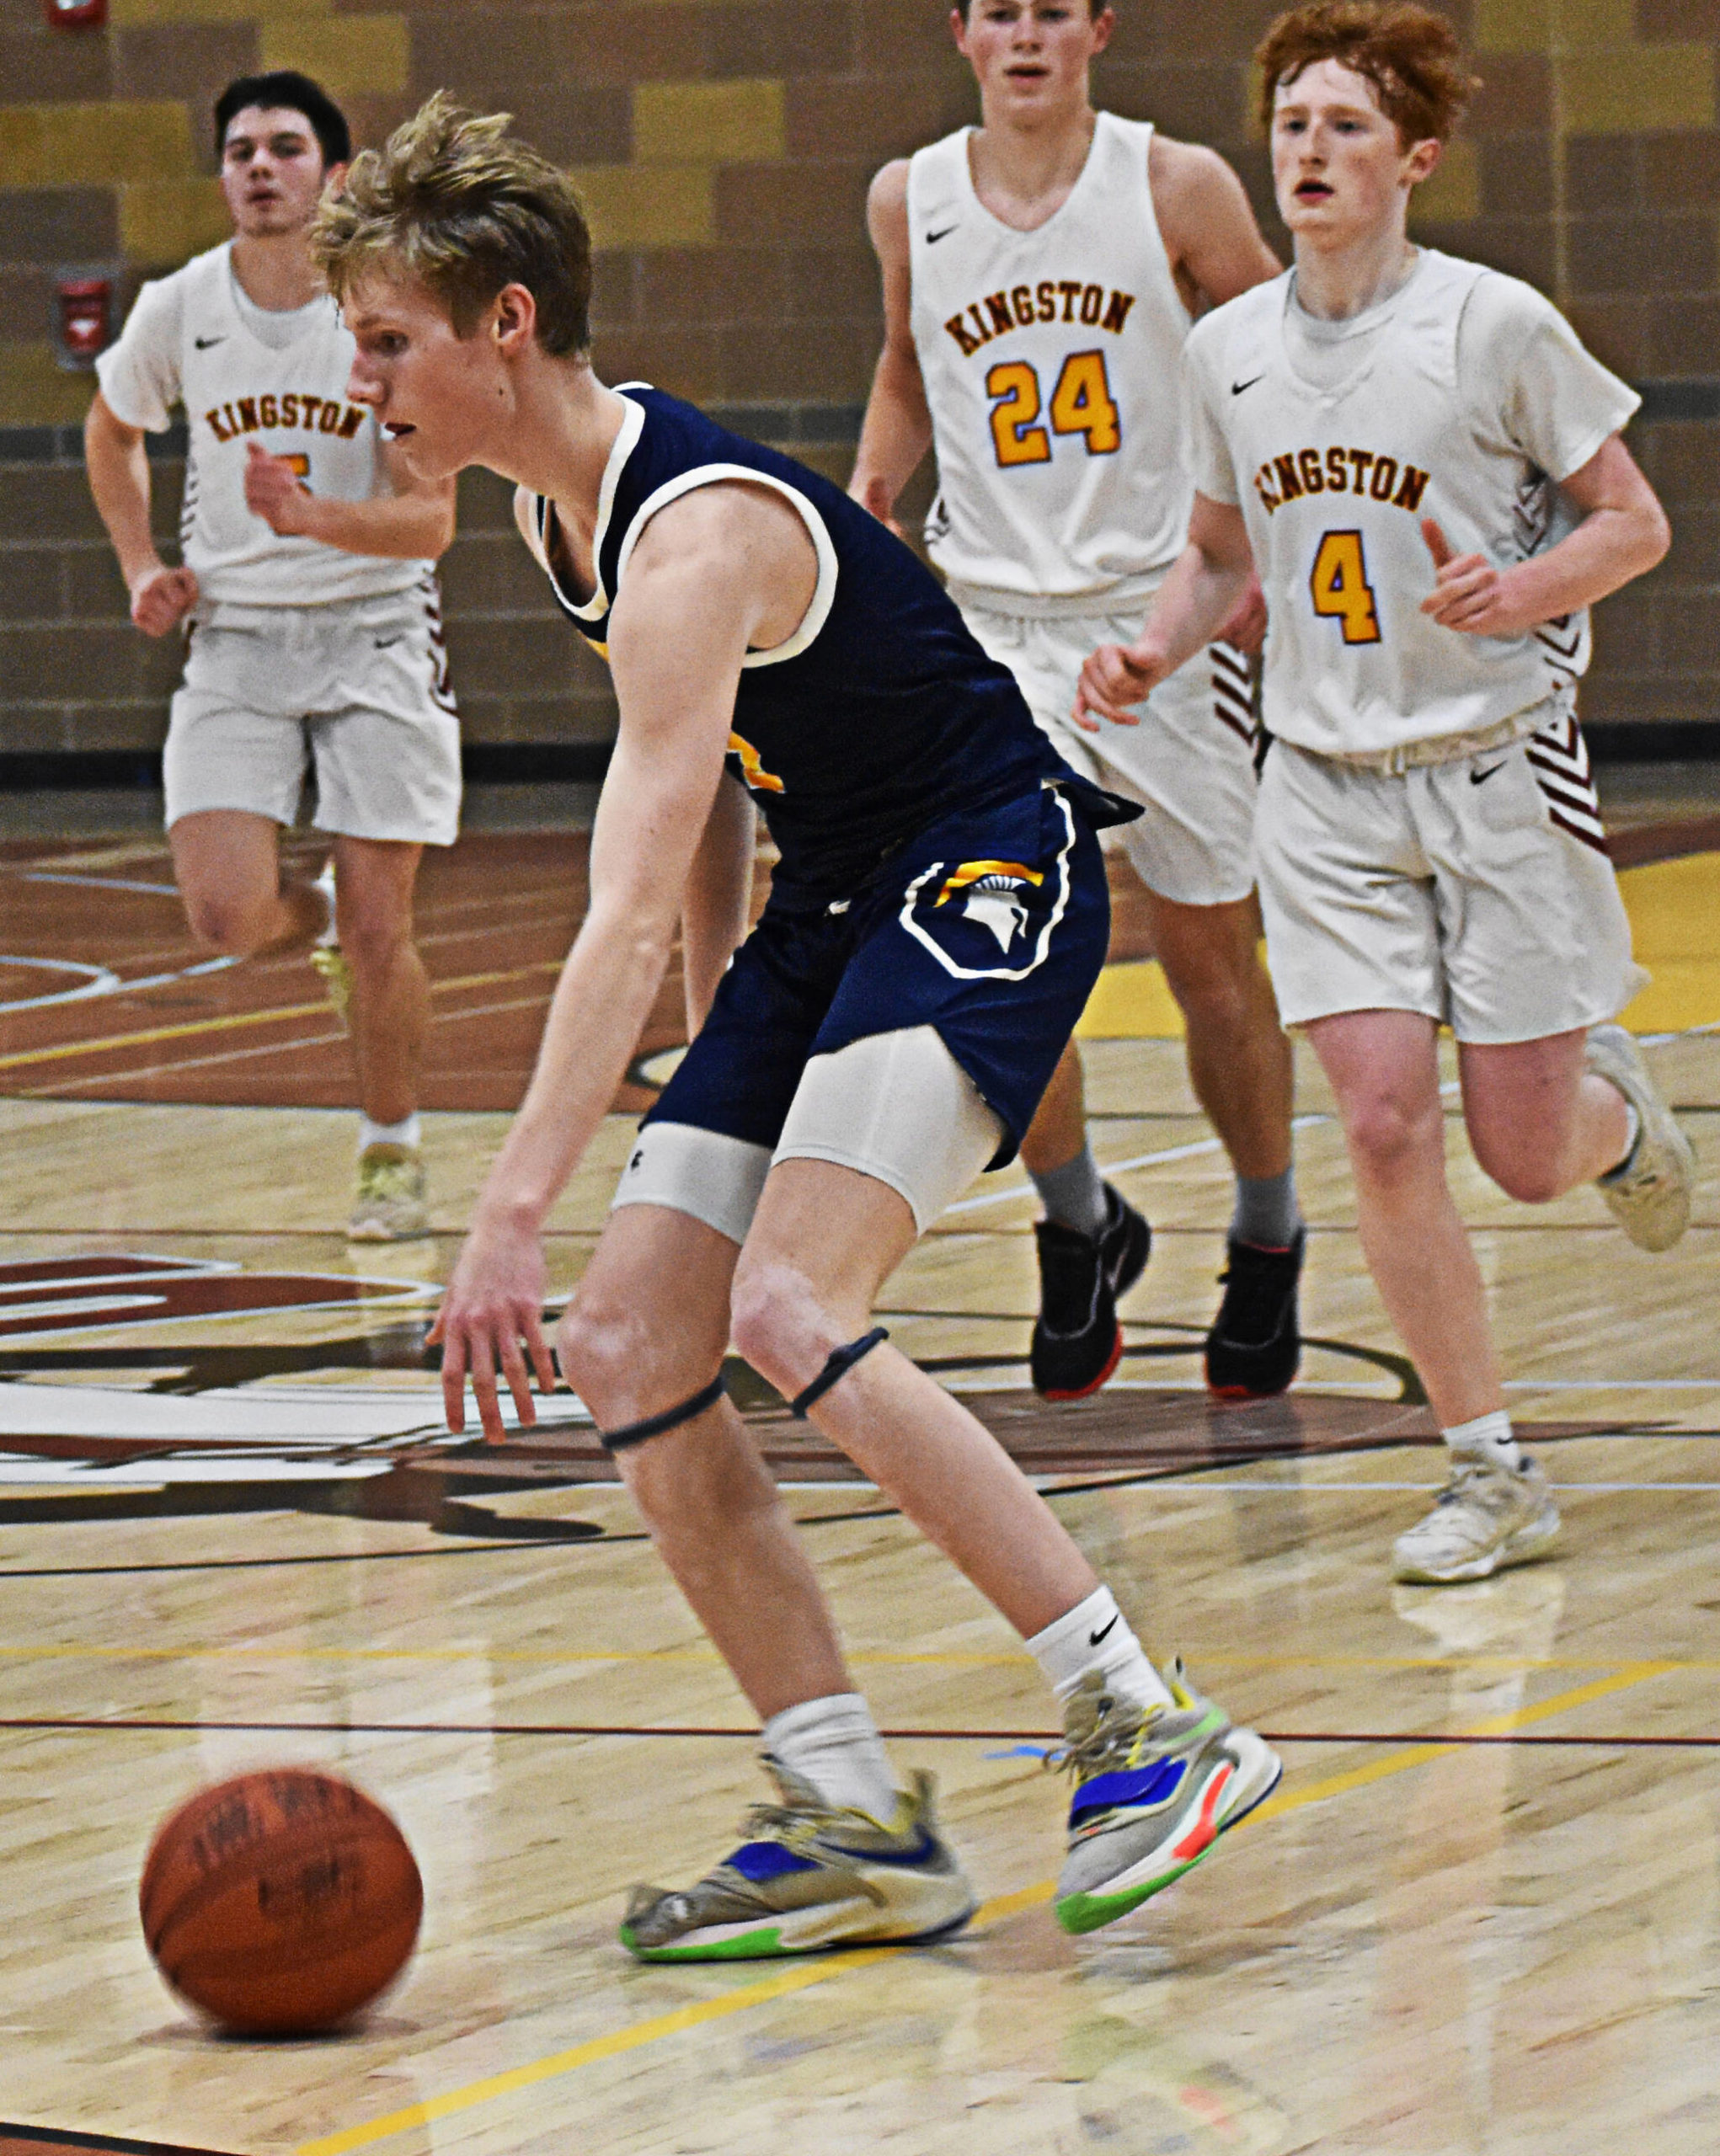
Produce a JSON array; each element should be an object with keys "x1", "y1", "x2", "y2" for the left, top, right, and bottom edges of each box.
[
  {"x1": 1205, "y1": 1230, "x2": 1304, "y2": 1398},
  {"x1": 1030, "y1": 1185, "x2": 1152, "y2": 1401}
]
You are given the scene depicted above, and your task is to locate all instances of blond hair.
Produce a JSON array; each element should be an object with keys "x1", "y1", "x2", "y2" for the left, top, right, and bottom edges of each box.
[{"x1": 312, "y1": 93, "x2": 592, "y2": 354}]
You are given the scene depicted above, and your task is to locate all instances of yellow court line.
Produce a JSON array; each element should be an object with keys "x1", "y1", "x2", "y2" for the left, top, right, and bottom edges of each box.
[
  {"x1": 292, "y1": 1662, "x2": 1674, "y2": 2156},
  {"x1": 0, "y1": 960, "x2": 563, "y2": 1075}
]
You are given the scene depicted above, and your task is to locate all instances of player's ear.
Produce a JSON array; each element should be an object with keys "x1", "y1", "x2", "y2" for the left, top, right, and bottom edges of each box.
[
  {"x1": 491, "y1": 282, "x2": 538, "y2": 355},
  {"x1": 321, "y1": 161, "x2": 350, "y2": 200},
  {"x1": 1403, "y1": 137, "x2": 1443, "y2": 189},
  {"x1": 1090, "y1": 4, "x2": 1116, "y2": 55}
]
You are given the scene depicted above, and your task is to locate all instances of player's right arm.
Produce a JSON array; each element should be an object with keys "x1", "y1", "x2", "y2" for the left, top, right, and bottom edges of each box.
[
  {"x1": 849, "y1": 160, "x2": 932, "y2": 532},
  {"x1": 1076, "y1": 493, "x2": 1254, "y2": 728},
  {"x1": 83, "y1": 392, "x2": 199, "y2": 638},
  {"x1": 433, "y1": 481, "x2": 816, "y2": 1439},
  {"x1": 84, "y1": 276, "x2": 199, "y2": 637},
  {"x1": 511, "y1": 481, "x2": 756, "y2": 1040}
]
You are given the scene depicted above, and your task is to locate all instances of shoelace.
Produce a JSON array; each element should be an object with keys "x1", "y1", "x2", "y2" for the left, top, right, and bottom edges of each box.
[
  {"x1": 1046, "y1": 1696, "x2": 1158, "y2": 1781},
  {"x1": 359, "y1": 1157, "x2": 419, "y2": 1199}
]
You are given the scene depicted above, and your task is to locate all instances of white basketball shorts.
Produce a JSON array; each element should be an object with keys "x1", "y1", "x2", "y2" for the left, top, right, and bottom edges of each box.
[
  {"x1": 960, "y1": 600, "x2": 1258, "y2": 909},
  {"x1": 163, "y1": 579, "x2": 461, "y2": 846},
  {"x1": 1254, "y1": 710, "x2": 1646, "y2": 1043}
]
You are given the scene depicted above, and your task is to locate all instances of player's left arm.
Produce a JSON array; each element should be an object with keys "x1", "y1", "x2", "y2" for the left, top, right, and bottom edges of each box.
[
  {"x1": 1420, "y1": 435, "x2": 1670, "y2": 638},
  {"x1": 243, "y1": 435, "x2": 457, "y2": 559}
]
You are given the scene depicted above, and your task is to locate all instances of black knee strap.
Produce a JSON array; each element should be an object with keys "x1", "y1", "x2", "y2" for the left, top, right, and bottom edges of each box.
[
  {"x1": 790, "y1": 1326, "x2": 889, "y2": 1418},
  {"x1": 599, "y1": 1371, "x2": 728, "y2": 1452}
]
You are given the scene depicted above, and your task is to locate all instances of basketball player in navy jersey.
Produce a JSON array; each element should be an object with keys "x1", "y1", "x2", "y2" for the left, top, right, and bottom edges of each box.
[
  {"x1": 854, "y1": 0, "x2": 1302, "y2": 1403},
  {"x1": 316, "y1": 96, "x2": 1282, "y2": 1954}
]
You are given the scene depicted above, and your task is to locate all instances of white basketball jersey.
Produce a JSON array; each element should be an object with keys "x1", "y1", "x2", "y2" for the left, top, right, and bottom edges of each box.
[
  {"x1": 907, "y1": 115, "x2": 1194, "y2": 613},
  {"x1": 99, "y1": 243, "x2": 421, "y2": 607},
  {"x1": 1183, "y1": 250, "x2": 1639, "y2": 758}
]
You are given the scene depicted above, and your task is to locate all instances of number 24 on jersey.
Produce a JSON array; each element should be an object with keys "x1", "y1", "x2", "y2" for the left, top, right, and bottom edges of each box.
[{"x1": 986, "y1": 350, "x2": 1121, "y2": 468}]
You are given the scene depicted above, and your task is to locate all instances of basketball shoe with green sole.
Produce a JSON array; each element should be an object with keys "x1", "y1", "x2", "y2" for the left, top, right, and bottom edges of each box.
[
  {"x1": 620, "y1": 1764, "x2": 975, "y2": 1961},
  {"x1": 1053, "y1": 1665, "x2": 1282, "y2": 1936}
]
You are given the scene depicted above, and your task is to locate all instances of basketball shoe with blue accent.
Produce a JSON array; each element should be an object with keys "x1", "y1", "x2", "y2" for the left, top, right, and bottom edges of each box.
[
  {"x1": 620, "y1": 1763, "x2": 975, "y2": 1961},
  {"x1": 1053, "y1": 1664, "x2": 1282, "y2": 1935}
]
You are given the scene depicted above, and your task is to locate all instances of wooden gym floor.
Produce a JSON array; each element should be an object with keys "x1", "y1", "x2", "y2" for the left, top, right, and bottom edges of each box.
[{"x1": 0, "y1": 776, "x2": 1717, "y2": 2156}]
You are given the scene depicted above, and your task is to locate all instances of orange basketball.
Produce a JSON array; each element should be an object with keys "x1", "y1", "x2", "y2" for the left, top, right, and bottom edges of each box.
[{"x1": 140, "y1": 1769, "x2": 423, "y2": 2036}]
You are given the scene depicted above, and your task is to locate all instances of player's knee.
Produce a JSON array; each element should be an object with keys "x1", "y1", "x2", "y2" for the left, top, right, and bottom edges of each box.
[
  {"x1": 555, "y1": 1298, "x2": 654, "y2": 1424},
  {"x1": 180, "y1": 888, "x2": 268, "y2": 954},
  {"x1": 1342, "y1": 1092, "x2": 1436, "y2": 1180},
  {"x1": 338, "y1": 908, "x2": 413, "y2": 974},
  {"x1": 729, "y1": 1254, "x2": 834, "y2": 1394}
]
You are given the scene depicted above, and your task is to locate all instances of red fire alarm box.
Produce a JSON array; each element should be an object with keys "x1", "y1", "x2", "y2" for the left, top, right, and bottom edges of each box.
[
  {"x1": 57, "y1": 275, "x2": 111, "y2": 366},
  {"x1": 45, "y1": 0, "x2": 108, "y2": 26}
]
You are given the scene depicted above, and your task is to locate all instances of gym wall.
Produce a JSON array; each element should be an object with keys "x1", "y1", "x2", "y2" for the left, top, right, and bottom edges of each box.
[{"x1": 0, "y1": 0, "x2": 1713, "y2": 775}]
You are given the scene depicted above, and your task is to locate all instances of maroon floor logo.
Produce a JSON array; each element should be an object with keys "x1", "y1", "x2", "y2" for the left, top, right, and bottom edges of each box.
[{"x1": 0, "y1": 1254, "x2": 429, "y2": 1339}]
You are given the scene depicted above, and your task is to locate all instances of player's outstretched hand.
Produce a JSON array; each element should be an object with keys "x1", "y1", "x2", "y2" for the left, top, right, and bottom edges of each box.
[
  {"x1": 1420, "y1": 517, "x2": 1523, "y2": 637},
  {"x1": 429, "y1": 1212, "x2": 558, "y2": 1442},
  {"x1": 243, "y1": 440, "x2": 315, "y2": 536},
  {"x1": 128, "y1": 563, "x2": 199, "y2": 638},
  {"x1": 1074, "y1": 641, "x2": 1168, "y2": 732}
]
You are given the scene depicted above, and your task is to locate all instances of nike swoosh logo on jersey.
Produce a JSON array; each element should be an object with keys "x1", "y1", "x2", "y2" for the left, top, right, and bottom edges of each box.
[
  {"x1": 194, "y1": 335, "x2": 225, "y2": 349},
  {"x1": 1088, "y1": 1614, "x2": 1119, "y2": 1646},
  {"x1": 1471, "y1": 759, "x2": 1509, "y2": 784},
  {"x1": 925, "y1": 225, "x2": 959, "y2": 243},
  {"x1": 1231, "y1": 374, "x2": 1263, "y2": 395}
]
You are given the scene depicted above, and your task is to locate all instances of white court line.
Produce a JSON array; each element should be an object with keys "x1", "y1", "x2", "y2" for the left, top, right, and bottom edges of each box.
[
  {"x1": 20, "y1": 872, "x2": 181, "y2": 897},
  {"x1": 779, "y1": 1478, "x2": 1720, "y2": 1495},
  {"x1": 944, "y1": 1110, "x2": 1337, "y2": 1215},
  {"x1": 1503, "y1": 1378, "x2": 1720, "y2": 1390},
  {"x1": 0, "y1": 954, "x2": 120, "y2": 1013},
  {"x1": 943, "y1": 1077, "x2": 1474, "y2": 1216}
]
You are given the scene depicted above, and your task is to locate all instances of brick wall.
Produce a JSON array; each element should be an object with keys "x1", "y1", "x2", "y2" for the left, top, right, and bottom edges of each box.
[{"x1": 0, "y1": 0, "x2": 1714, "y2": 767}]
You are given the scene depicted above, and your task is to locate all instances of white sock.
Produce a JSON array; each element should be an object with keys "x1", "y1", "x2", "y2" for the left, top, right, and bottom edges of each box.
[
  {"x1": 1600, "y1": 1100, "x2": 1642, "y2": 1180},
  {"x1": 761, "y1": 1694, "x2": 899, "y2": 1821},
  {"x1": 1444, "y1": 1409, "x2": 1522, "y2": 1472},
  {"x1": 1026, "y1": 1586, "x2": 1173, "y2": 1712},
  {"x1": 359, "y1": 1113, "x2": 421, "y2": 1153}
]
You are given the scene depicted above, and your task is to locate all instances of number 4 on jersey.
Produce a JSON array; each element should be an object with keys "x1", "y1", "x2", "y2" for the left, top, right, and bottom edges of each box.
[
  {"x1": 1310, "y1": 529, "x2": 1381, "y2": 644},
  {"x1": 987, "y1": 350, "x2": 1121, "y2": 468}
]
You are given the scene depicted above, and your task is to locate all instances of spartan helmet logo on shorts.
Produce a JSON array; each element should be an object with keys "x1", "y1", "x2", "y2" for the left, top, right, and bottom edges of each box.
[{"x1": 932, "y1": 860, "x2": 1045, "y2": 954}]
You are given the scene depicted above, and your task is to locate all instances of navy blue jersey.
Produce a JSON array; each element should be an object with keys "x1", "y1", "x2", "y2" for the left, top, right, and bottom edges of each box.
[{"x1": 531, "y1": 385, "x2": 1123, "y2": 894}]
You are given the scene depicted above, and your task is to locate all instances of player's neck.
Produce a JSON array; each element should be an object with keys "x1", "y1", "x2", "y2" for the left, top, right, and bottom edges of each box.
[
  {"x1": 1291, "y1": 217, "x2": 1417, "y2": 323},
  {"x1": 493, "y1": 360, "x2": 631, "y2": 532},
  {"x1": 967, "y1": 102, "x2": 1098, "y2": 232},
  {"x1": 229, "y1": 229, "x2": 323, "y2": 312}
]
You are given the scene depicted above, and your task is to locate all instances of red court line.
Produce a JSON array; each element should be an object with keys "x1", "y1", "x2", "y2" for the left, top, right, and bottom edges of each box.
[{"x1": 0, "y1": 1717, "x2": 1708, "y2": 1748}]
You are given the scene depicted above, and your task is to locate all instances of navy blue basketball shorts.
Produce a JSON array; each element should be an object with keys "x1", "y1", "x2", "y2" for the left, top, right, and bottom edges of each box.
[{"x1": 614, "y1": 782, "x2": 1114, "y2": 1242}]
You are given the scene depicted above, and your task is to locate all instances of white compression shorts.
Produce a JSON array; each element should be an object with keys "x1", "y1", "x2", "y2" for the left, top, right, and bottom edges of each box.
[{"x1": 612, "y1": 1024, "x2": 1003, "y2": 1242}]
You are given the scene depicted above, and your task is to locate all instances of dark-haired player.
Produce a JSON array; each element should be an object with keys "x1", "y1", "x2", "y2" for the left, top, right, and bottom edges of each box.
[
  {"x1": 854, "y1": 0, "x2": 1304, "y2": 1403},
  {"x1": 1081, "y1": 1, "x2": 1691, "y2": 1583},
  {"x1": 84, "y1": 71, "x2": 457, "y2": 1240},
  {"x1": 315, "y1": 94, "x2": 1283, "y2": 1954}
]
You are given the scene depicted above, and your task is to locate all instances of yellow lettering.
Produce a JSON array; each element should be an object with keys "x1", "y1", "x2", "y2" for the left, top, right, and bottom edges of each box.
[{"x1": 727, "y1": 730, "x2": 785, "y2": 793}]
